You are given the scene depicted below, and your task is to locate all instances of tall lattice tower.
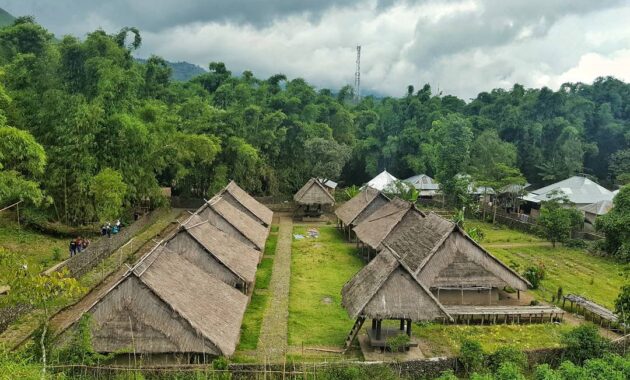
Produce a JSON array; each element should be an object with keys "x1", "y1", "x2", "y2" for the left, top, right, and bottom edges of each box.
[{"x1": 354, "y1": 45, "x2": 361, "y2": 101}]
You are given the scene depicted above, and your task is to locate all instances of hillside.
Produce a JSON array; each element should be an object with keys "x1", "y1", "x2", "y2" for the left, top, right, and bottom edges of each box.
[
  {"x1": 136, "y1": 57, "x2": 206, "y2": 82},
  {"x1": 0, "y1": 7, "x2": 15, "y2": 27}
]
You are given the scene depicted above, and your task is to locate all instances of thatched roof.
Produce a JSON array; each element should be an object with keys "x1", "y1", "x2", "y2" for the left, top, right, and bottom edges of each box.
[
  {"x1": 219, "y1": 181, "x2": 273, "y2": 226},
  {"x1": 198, "y1": 196, "x2": 268, "y2": 250},
  {"x1": 341, "y1": 246, "x2": 451, "y2": 321},
  {"x1": 335, "y1": 187, "x2": 389, "y2": 226},
  {"x1": 294, "y1": 178, "x2": 336, "y2": 205},
  {"x1": 352, "y1": 198, "x2": 425, "y2": 249},
  {"x1": 384, "y1": 212, "x2": 530, "y2": 290},
  {"x1": 175, "y1": 214, "x2": 258, "y2": 284},
  {"x1": 67, "y1": 245, "x2": 247, "y2": 356}
]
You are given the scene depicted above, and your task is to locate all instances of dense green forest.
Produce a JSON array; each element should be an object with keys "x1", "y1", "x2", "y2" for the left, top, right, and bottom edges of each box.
[{"x1": 0, "y1": 17, "x2": 629, "y2": 225}]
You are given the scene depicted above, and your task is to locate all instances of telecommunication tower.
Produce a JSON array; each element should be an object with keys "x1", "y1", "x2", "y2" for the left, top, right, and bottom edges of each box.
[{"x1": 354, "y1": 45, "x2": 361, "y2": 101}]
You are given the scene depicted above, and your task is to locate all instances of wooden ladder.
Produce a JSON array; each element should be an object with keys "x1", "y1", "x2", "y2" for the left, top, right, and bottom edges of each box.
[{"x1": 343, "y1": 316, "x2": 366, "y2": 352}]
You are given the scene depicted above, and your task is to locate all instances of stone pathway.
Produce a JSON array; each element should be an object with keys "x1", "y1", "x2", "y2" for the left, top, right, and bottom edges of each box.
[{"x1": 257, "y1": 216, "x2": 293, "y2": 362}]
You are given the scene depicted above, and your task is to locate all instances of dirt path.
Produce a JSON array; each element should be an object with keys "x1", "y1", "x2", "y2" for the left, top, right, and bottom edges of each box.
[{"x1": 257, "y1": 216, "x2": 293, "y2": 362}]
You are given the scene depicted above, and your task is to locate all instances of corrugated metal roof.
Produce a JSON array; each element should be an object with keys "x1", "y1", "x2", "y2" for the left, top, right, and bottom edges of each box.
[
  {"x1": 365, "y1": 170, "x2": 399, "y2": 192},
  {"x1": 528, "y1": 176, "x2": 613, "y2": 204}
]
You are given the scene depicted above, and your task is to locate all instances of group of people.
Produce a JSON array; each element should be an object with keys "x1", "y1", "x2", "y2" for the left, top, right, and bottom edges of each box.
[
  {"x1": 69, "y1": 237, "x2": 90, "y2": 257},
  {"x1": 101, "y1": 219, "x2": 123, "y2": 238}
]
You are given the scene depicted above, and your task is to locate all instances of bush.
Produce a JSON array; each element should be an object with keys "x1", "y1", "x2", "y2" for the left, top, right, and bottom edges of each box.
[
  {"x1": 488, "y1": 345, "x2": 527, "y2": 372},
  {"x1": 533, "y1": 364, "x2": 563, "y2": 380},
  {"x1": 494, "y1": 362, "x2": 526, "y2": 380},
  {"x1": 614, "y1": 285, "x2": 630, "y2": 325},
  {"x1": 564, "y1": 239, "x2": 588, "y2": 249},
  {"x1": 434, "y1": 370, "x2": 458, "y2": 380},
  {"x1": 212, "y1": 356, "x2": 229, "y2": 370},
  {"x1": 523, "y1": 263, "x2": 545, "y2": 289},
  {"x1": 386, "y1": 333, "x2": 410, "y2": 352},
  {"x1": 561, "y1": 324, "x2": 610, "y2": 364},
  {"x1": 459, "y1": 338, "x2": 485, "y2": 375}
]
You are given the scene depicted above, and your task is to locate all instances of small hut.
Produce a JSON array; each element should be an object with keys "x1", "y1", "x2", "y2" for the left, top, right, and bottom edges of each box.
[
  {"x1": 196, "y1": 196, "x2": 268, "y2": 251},
  {"x1": 385, "y1": 213, "x2": 531, "y2": 305},
  {"x1": 341, "y1": 246, "x2": 451, "y2": 350},
  {"x1": 165, "y1": 214, "x2": 259, "y2": 293},
  {"x1": 293, "y1": 178, "x2": 335, "y2": 217},
  {"x1": 61, "y1": 245, "x2": 248, "y2": 359},
  {"x1": 218, "y1": 181, "x2": 273, "y2": 227},
  {"x1": 352, "y1": 198, "x2": 425, "y2": 255},
  {"x1": 404, "y1": 174, "x2": 440, "y2": 198},
  {"x1": 335, "y1": 186, "x2": 389, "y2": 240}
]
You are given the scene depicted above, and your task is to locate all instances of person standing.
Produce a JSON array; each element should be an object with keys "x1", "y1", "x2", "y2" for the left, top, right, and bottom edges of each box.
[{"x1": 69, "y1": 240, "x2": 76, "y2": 257}]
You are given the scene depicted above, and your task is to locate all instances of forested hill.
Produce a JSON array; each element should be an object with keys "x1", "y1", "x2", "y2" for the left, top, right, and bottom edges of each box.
[
  {"x1": 0, "y1": 18, "x2": 629, "y2": 226},
  {"x1": 136, "y1": 58, "x2": 206, "y2": 82},
  {"x1": 0, "y1": 8, "x2": 15, "y2": 27}
]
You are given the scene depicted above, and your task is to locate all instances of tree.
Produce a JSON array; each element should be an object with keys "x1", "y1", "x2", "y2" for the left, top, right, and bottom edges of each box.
[
  {"x1": 614, "y1": 285, "x2": 630, "y2": 325},
  {"x1": 537, "y1": 191, "x2": 583, "y2": 247},
  {"x1": 596, "y1": 185, "x2": 630, "y2": 260},
  {"x1": 609, "y1": 149, "x2": 630, "y2": 185},
  {"x1": 0, "y1": 249, "x2": 83, "y2": 377},
  {"x1": 429, "y1": 114, "x2": 473, "y2": 207},
  {"x1": 89, "y1": 168, "x2": 127, "y2": 222},
  {"x1": 303, "y1": 137, "x2": 351, "y2": 181},
  {"x1": 561, "y1": 324, "x2": 610, "y2": 364}
]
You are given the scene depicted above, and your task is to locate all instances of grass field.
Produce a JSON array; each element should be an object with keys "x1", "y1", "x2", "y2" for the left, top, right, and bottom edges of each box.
[
  {"x1": 415, "y1": 322, "x2": 572, "y2": 356},
  {"x1": 0, "y1": 214, "x2": 67, "y2": 281},
  {"x1": 288, "y1": 225, "x2": 363, "y2": 347},
  {"x1": 237, "y1": 224, "x2": 279, "y2": 351},
  {"x1": 466, "y1": 220, "x2": 544, "y2": 244}
]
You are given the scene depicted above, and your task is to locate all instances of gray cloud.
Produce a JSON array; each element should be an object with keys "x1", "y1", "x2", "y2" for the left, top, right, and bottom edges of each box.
[{"x1": 3, "y1": 1, "x2": 630, "y2": 98}]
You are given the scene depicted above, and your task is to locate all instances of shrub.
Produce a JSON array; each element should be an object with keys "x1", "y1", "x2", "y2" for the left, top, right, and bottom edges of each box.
[
  {"x1": 494, "y1": 362, "x2": 526, "y2": 380},
  {"x1": 434, "y1": 370, "x2": 458, "y2": 380},
  {"x1": 561, "y1": 324, "x2": 610, "y2": 364},
  {"x1": 459, "y1": 338, "x2": 485, "y2": 375},
  {"x1": 212, "y1": 356, "x2": 229, "y2": 370},
  {"x1": 52, "y1": 247, "x2": 61, "y2": 262},
  {"x1": 386, "y1": 333, "x2": 410, "y2": 352},
  {"x1": 488, "y1": 345, "x2": 527, "y2": 372},
  {"x1": 564, "y1": 239, "x2": 588, "y2": 249},
  {"x1": 614, "y1": 284, "x2": 630, "y2": 325},
  {"x1": 523, "y1": 263, "x2": 545, "y2": 289},
  {"x1": 533, "y1": 364, "x2": 563, "y2": 380}
]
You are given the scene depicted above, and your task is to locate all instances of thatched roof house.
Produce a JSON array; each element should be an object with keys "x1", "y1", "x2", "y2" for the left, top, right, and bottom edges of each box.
[
  {"x1": 352, "y1": 198, "x2": 425, "y2": 250},
  {"x1": 196, "y1": 196, "x2": 268, "y2": 251},
  {"x1": 218, "y1": 181, "x2": 273, "y2": 227},
  {"x1": 65, "y1": 245, "x2": 247, "y2": 357},
  {"x1": 384, "y1": 212, "x2": 530, "y2": 304},
  {"x1": 165, "y1": 214, "x2": 259, "y2": 292},
  {"x1": 335, "y1": 187, "x2": 389, "y2": 228},
  {"x1": 293, "y1": 178, "x2": 336, "y2": 206},
  {"x1": 342, "y1": 246, "x2": 451, "y2": 321}
]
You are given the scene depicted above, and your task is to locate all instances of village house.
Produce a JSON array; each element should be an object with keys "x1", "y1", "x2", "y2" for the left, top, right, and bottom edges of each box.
[
  {"x1": 217, "y1": 181, "x2": 274, "y2": 227},
  {"x1": 335, "y1": 186, "x2": 389, "y2": 240},
  {"x1": 293, "y1": 178, "x2": 336, "y2": 217}
]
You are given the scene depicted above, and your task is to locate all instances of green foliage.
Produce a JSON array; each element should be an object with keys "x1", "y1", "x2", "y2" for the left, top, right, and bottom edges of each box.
[
  {"x1": 537, "y1": 191, "x2": 583, "y2": 247},
  {"x1": 561, "y1": 324, "x2": 610, "y2": 364},
  {"x1": 385, "y1": 333, "x2": 410, "y2": 352},
  {"x1": 459, "y1": 338, "x2": 486, "y2": 375},
  {"x1": 488, "y1": 345, "x2": 527, "y2": 372},
  {"x1": 304, "y1": 137, "x2": 351, "y2": 180},
  {"x1": 523, "y1": 262, "x2": 546, "y2": 289},
  {"x1": 596, "y1": 185, "x2": 630, "y2": 261},
  {"x1": 435, "y1": 370, "x2": 459, "y2": 380},
  {"x1": 614, "y1": 284, "x2": 630, "y2": 325},
  {"x1": 494, "y1": 362, "x2": 526, "y2": 380},
  {"x1": 89, "y1": 168, "x2": 127, "y2": 222},
  {"x1": 466, "y1": 226, "x2": 485, "y2": 242},
  {"x1": 57, "y1": 314, "x2": 111, "y2": 365}
]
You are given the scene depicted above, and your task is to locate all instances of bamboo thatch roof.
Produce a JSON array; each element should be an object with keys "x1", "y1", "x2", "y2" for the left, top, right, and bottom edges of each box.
[
  {"x1": 219, "y1": 181, "x2": 273, "y2": 226},
  {"x1": 385, "y1": 212, "x2": 530, "y2": 290},
  {"x1": 335, "y1": 186, "x2": 389, "y2": 226},
  {"x1": 341, "y1": 246, "x2": 451, "y2": 321},
  {"x1": 352, "y1": 198, "x2": 425, "y2": 249},
  {"x1": 172, "y1": 214, "x2": 258, "y2": 284},
  {"x1": 197, "y1": 195, "x2": 268, "y2": 250},
  {"x1": 67, "y1": 245, "x2": 248, "y2": 356},
  {"x1": 293, "y1": 178, "x2": 335, "y2": 205}
]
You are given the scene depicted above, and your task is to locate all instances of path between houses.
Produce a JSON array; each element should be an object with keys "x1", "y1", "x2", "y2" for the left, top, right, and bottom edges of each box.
[{"x1": 257, "y1": 216, "x2": 293, "y2": 362}]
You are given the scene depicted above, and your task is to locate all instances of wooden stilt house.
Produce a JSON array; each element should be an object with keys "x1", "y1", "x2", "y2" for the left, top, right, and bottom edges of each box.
[
  {"x1": 341, "y1": 246, "x2": 452, "y2": 350},
  {"x1": 60, "y1": 245, "x2": 248, "y2": 358},
  {"x1": 217, "y1": 181, "x2": 274, "y2": 227},
  {"x1": 293, "y1": 178, "x2": 336, "y2": 217},
  {"x1": 196, "y1": 195, "x2": 268, "y2": 251},
  {"x1": 165, "y1": 214, "x2": 259, "y2": 293},
  {"x1": 335, "y1": 186, "x2": 389, "y2": 241}
]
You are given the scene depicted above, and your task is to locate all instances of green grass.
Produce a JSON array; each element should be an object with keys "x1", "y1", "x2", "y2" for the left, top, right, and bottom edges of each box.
[
  {"x1": 264, "y1": 228, "x2": 278, "y2": 256},
  {"x1": 415, "y1": 322, "x2": 573, "y2": 357},
  {"x1": 0, "y1": 214, "x2": 67, "y2": 281},
  {"x1": 489, "y1": 245, "x2": 628, "y2": 309},
  {"x1": 466, "y1": 220, "x2": 543, "y2": 244},
  {"x1": 270, "y1": 225, "x2": 279, "y2": 233},
  {"x1": 238, "y1": 292, "x2": 269, "y2": 350},
  {"x1": 288, "y1": 226, "x2": 363, "y2": 347},
  {"x1": 255, "y1": 258, "x2": 273, "y2": 290}
]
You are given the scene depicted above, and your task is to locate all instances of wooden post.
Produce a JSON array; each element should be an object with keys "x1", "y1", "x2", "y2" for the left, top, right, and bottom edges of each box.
[
  {"x1": 376, "y1": 320, "x2": 382, "y2": 340},
  {"x1": 372, "y1": 319, "x2": 377, "y2": 331},
  {"x1": 517, "y1": 290, "x2": 520, "y2": 300},
  {"x1": 406, "y1": 319, "x2": 412, "y2": 336},
  {"x1": 400, "y1": 319, "x2": 405, "y2": 331}
]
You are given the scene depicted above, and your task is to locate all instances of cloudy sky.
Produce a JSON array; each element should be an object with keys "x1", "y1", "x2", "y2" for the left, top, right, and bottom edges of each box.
[{"x1": 4, "y1": 0, "x2": 630, "y2": 98}]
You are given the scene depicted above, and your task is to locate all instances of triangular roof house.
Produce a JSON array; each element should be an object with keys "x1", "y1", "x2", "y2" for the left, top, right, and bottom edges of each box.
[
  {"x1": 335, "y1": 186, "x2": 389, "y2": 228},
  {"x1": 405, "y1": 174, "x2": 440, "y2": 196},
  {"x1": 196, "y1": 195, "x2": 268, "y2": 251},
  {"x1": 165, "y1": 214, "x2": 259, "y2": 291},
  {"x1": 364, "y1": 170, "x2": 399, "y2": 192},
  {"x1": 526, "y1": 176, "x2": 613, "y2": 206},
  {"x1": 342, "y1": 246, "x2": 451, "y2": 321},
  {"x1": 293, "y1": 178, "x2": 335, "y2": 206},
  {"x1": 60, "y1": 245, "x2": 248, "y2": 357},
  {"x1": 217, "y1": 181, "x2": 273, "y2": 227},
  {"x1": 352, "y1": 198, "x2": 425, "y2": 250}
]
